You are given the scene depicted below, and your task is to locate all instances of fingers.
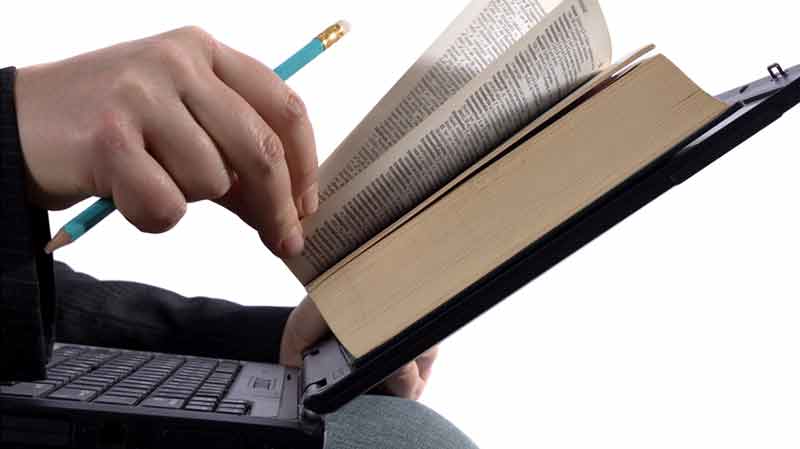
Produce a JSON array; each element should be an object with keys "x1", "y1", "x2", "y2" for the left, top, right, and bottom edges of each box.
[
  {"x1": 209, "y1": 40, "x2": 319, "y2": 217},
  {"x1": 183, "y1": 74, "x2": 304, "y2": 257},
  {"x1": 385, "y1": 362, "x2": 424, "y2": 400},
  {"x1": 384, "y1": 346, "x2": 440, "y2": 400},
  {"x1": 93, "y1": 112, "x2": 187, "y2": 233},
  {"x1": 417, "y1": 346, "x2": 439, "y2": 382},
  {"x1": 144, "y1": 99, "x2": 232, "y2": 202},
  {"x1": 280, "y1": 296, "x2": 330, "y2": 368}
]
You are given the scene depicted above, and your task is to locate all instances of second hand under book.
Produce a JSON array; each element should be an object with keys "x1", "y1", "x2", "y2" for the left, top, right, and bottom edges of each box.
[{"x1": 45, "y1": 20, "x2": 351, "y2": 254}]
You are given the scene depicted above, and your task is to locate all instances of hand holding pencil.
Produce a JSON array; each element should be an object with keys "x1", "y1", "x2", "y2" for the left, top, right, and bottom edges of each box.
[{"x1": 13, "y1": 22, "x2": 349, "y2": 256}]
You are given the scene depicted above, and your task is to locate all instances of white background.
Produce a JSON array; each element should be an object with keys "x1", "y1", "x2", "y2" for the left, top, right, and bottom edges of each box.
[{"x1": 3, "y1": 1, "x2": 799, "y2": 448}]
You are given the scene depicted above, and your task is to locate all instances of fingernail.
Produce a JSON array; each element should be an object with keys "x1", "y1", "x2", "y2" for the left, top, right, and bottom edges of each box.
[
  {"x1": 299, "y1": 184, "x2": 319, "y2": 217},
  {"x1": 281, "y1": 224, "x2": 305, "y2": 257},
  {"x1": 287, "y1": 90, "x2": 306, "y2": 118}
]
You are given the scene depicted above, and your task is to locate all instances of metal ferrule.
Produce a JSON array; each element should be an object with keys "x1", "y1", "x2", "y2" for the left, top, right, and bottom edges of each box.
[{"x1": 317, "y1": 23, "x2": 347, "y2": 49}]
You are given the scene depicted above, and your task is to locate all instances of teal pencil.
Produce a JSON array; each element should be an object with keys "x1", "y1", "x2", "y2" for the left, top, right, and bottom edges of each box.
[{"x1": 46, "y1": 20, "x2": 351, "y2": 254}]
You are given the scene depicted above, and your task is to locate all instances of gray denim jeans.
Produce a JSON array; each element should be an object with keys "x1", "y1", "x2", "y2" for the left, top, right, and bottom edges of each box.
[{"x1": 326, "y1": 395, "x2": 478, "y2": 449}]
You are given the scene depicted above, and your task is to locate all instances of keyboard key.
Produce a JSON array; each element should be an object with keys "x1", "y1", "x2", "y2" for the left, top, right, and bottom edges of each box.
[
  {"x1": 118, "y1": 380, "x2": 155, "y2": 389},
  {"x1": 188, "y1": 396, "x2": 218, "y2": 404},
  {"x1": 196, "y1": 391, "x2": 223, "y2": 399},
  {"x1": 153, "y1": 390, "x2": 190, "y2": 399},
  {"x1": 215, "y1": 405, "x2": 246, "y2": 415},
  {"x1": 185, "y1": 360, "x2": 217, "y2": 369},
  {"x1": 106, "y1": 388, "x2": 146, "y2": 398},
  {"x1": 46, "y1": 374, "x2": 72, "y2": 383},
  {"x1": 216, "y1": 363, "x2": 239, "y2": 374},
  {"x1": 137, "y1": 369, "x2": 170, "y2": 376},
  {"x1": 70, "y1": 360, "x2": 100, "y2": 369},
  {"x1": 219, "y1": 400, "x2": 250, "y2": 414},
  {"x1": 83, "y1": 375, "x2": 116, "y2": 383},
  {"x1": 109, "y1": 384, "x2": 147, "y2": 392},
  {"x1": 94, "y1": 395, "x2": 139, "y2": 406},
  {"x1": 130, "y1": 372, "x2": 163, "y2": 379},
  {"x1": 161, "y1": 384, "x2": 195, "y2": 392},
  {"x1": 61, "y1": 361, "x2": 94, "y2": 370},
  {"x1": 185, "y1": 403, "x2": 214, "y2": 412},
  {"x1": 97, "y1": 367, "x2": 130, "y2": 375},
  {"x1": 90, "y1": 372, "x2": 123, "y2": 382},
  {"x1": 167, "y1": 381, "x2": 201, "y2": 389},
  {"x1": 141, "y1": 397, "x2": 185, "y2": 409},
  {"x1": 54, "y1": 346, "x2": 84, "y2": 357},
  {"x1": 198, "y1": 389, "x2": 225, "y2": 396},
  {"x1": 219, "y1": 399, "x2": 249, "y2": 407},
  {"x1": 174, "y1": 374, "x2": 206, "y2": 382},
  {"x1": 70, "y1": 379, "x2": 108, "y2": 388},
  {"x1": 65, "y1": 383, "x2": 105, "y2": 392},
  {"x1": 49, "y1": 367, "x2": 84, "y2": 375},
  {"x1": 48, "y1": 388, "x2": 97, "y2": 402},
  {"x1": 0, "y1": 382, "x2": 54, "y2": 398}
]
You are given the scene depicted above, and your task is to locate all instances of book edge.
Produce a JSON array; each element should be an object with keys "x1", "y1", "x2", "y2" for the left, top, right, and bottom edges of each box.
[{"x1": 306, "y1": 44, "x2": 657, "y2": 292}]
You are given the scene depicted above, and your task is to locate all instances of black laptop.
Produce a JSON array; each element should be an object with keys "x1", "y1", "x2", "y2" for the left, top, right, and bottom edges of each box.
[{"x1": 2, "y1": 63, "x2": 798, "y2": 449}]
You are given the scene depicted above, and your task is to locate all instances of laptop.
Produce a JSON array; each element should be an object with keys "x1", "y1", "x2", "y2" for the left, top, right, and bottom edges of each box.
[{"x1": 2, "y1": 63, "x2": 798, "y2": 449}]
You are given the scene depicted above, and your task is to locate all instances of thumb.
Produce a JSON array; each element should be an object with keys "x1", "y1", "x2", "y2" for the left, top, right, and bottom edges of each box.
[{"x1": 280, "y1": 295, "x2": 329, "y2": 367}]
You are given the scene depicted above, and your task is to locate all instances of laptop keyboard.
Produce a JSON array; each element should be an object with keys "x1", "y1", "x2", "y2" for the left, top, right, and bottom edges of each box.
[{"x1": 0, "y1": 345, "x2": 251, "y2": 416}]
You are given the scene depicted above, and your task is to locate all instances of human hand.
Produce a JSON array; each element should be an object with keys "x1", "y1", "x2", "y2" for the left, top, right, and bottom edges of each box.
[
  {"x1": 280, "y1": 296, "x2": 439, "y2": 400},
  {"x1": 15, "y1": 27, "x2": 318, "y2": 257}
]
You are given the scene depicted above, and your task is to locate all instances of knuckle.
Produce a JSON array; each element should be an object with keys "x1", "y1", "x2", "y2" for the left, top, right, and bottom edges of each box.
[
  {"x1": 254, "y1": 129, "x2": 286, "y2": 172},
  {"x1": 92, "y1": 111, "x2": 135, "y2": 159},
  {"x1": 149, "y1": 38, "x2": 196, "y2": 79},
  {"x1": 179, "y1": 25, "x2": 212, "y2": 43},
  {"x1": 176, "y1": 25, "x2": 219, "y2": 60},
  {"x1": 110, "y1": 67, "x2": 157, "y2": 107}
]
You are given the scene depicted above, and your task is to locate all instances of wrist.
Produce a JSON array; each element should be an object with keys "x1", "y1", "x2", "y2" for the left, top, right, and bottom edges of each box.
[{"x1": 14, "y1": 64, "x2": 91, "y2": 210}]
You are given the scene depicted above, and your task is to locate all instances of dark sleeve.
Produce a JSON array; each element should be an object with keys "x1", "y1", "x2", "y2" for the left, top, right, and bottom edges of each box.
[
  {"x1": 54, "y1": 262, "x2": 293, "y2": 364},
  {"x1": 0, "y1": 67, "x2": 56, "y2": 382}
]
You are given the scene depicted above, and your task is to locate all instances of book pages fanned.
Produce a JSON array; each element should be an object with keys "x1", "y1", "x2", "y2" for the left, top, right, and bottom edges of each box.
[{"x1": 288, "y1": 0, "x2": 613, "y2": 284}]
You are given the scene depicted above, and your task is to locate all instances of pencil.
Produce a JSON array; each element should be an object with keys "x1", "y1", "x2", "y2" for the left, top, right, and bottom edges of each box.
[{"x1": 45, "y1": 20, "x2": 351, "y2": 254}]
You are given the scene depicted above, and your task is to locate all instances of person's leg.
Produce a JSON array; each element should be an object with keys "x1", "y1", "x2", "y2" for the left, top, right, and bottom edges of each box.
[
  {"x1": 325, "y1": 395, "x2": 479, "y2": 449},
  {"x1": 52, "y1": 262, "x2": 291, "y2": 363}
]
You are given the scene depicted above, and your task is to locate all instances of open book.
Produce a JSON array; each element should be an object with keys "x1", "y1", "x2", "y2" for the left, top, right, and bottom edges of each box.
[{"x1": 286, "y1": 0, "x2": 727, "y2": 358}]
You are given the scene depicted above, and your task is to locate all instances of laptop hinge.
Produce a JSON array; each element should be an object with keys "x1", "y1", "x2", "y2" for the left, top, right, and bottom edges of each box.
[{"x1": 298, "y1": 339, "x2": 353, "y2": 413}]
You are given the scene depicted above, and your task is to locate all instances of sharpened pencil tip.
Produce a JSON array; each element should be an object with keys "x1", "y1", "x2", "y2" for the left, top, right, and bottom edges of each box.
[{"x1": 45, "y1": 230, "x2": 73, "y2": 254}]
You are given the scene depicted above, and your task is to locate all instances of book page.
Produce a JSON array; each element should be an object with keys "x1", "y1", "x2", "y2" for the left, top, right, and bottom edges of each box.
[
  {"x1": 318, "y1": 0, "x2": 563, "y2": 205},
  {"x1": 288, "y1": 0, "x2": 612, "y2": 284}
]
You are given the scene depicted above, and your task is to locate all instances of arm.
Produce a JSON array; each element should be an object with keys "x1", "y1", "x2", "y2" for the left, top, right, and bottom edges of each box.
[
  {"x1": 54, "y1": 262, "x2": 292, "y2": 363},
  {"x1": 0, "y1": 67, "x2": 55, "y2": 381},
  {"x1": 2, "y1": 28, "x2": 317, "y2": 381},
  {"x1": 1, "y1": 65, "x2": 289, "y2": 377}
]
